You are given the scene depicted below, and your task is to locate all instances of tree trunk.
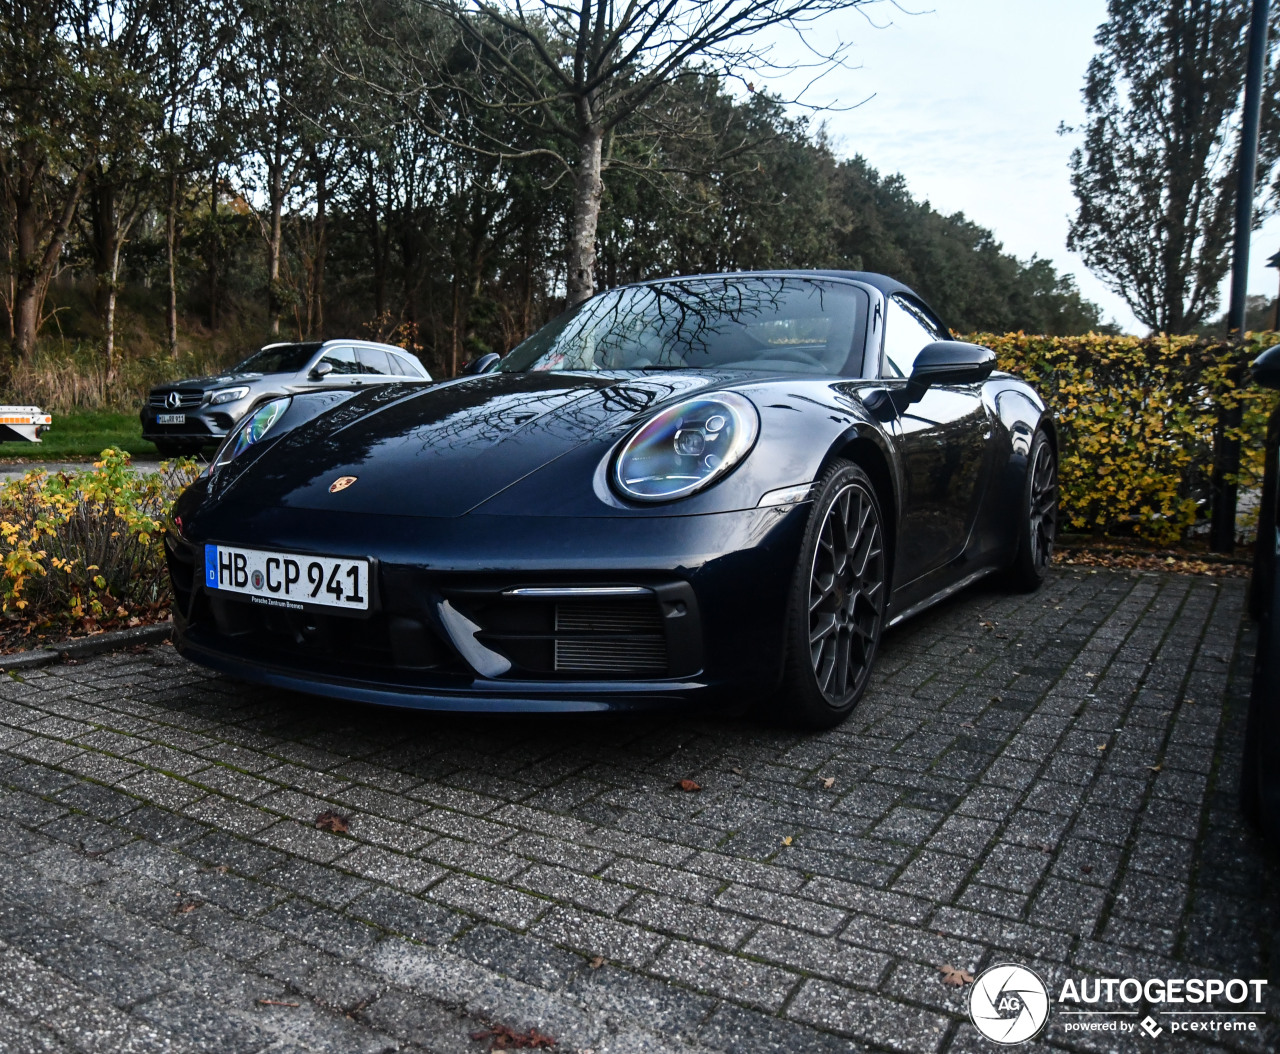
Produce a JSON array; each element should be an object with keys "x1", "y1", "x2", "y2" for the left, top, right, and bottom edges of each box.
[
  {"x1": 207, "y1": 163, "x2": 220, "y2": 331},
  {"x1": 8, "y1": 154, "x2": 87, "y2": 364},
  {"x1": 166, "y1": 172, "x2": 179, "y2": 357},
  {"x1": 313, "y1": 159, "x2": 327, "y2": 338},
  {"x1": 366, "y1": 154, "x2": 386, "y2": 321},
  {"x1": 267, "y1": 155, "x2": 283, "y2": 335},
  {"x1": 90, "y1": 171, "x2": 118, "y2": 329},
  {"x1": 566, "y1": 127, "x2": 604, "y2": 306}
]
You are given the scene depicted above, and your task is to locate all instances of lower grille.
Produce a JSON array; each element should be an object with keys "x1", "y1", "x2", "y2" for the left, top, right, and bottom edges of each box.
[{"x1": 553, "y1": 600, "x2": 666, "y2": 673}]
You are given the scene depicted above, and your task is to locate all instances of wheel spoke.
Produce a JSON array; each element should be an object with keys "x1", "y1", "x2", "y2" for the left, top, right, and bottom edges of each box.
[{"x1": 810, "y1": 612, "x2": 837, "y2": 645}]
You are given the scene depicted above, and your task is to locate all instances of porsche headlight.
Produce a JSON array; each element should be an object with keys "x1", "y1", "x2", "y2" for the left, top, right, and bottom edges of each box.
[
  {"x1": 211, "y1": 397, "x2": 290, "y2": 471},
  {"x1": 209, "y1": 386, "x2": 250, "y2": 405},
  {"x1": 612, "y1": 392, "x2": 759, "y2": 502}
]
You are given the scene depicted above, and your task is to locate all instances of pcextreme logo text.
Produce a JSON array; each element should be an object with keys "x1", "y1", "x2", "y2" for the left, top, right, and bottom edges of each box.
[{"x1": 967, "y1": 964, "x2": 1270, "y2": 1043}]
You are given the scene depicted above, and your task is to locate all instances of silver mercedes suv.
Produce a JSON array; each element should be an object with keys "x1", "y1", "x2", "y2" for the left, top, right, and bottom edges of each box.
[{"x1": 141, "y1": 339, "x2": 432, "y2": 456}]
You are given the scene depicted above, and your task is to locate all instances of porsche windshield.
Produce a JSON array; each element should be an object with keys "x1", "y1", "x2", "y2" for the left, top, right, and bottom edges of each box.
[{"x1": 499, "y1": 277, "x2": 867, "y2": 375}]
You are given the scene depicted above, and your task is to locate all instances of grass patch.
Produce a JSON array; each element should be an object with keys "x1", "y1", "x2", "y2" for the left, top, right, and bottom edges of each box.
[{"x1": 0, "y1": 411, "x2": 164, "y2": 461}]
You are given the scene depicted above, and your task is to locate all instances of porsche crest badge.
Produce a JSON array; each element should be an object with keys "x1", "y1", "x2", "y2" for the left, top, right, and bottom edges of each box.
[{"x1": 328, "y1": 476, "x2": 358, "y2": 493}]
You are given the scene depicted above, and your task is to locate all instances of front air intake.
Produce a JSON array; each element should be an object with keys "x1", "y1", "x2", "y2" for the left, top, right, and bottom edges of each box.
[{"x1": 552, "y1": 599, "x2": 667, "y2": 673}]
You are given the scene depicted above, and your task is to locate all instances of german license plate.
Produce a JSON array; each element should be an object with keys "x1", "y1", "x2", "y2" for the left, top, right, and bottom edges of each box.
[
  {"x1": 204, "y1": 544, "x2": 370, "y2": 611},
  {"x1": 156, "y1": 413, "x2": 185, "y2": 425}
]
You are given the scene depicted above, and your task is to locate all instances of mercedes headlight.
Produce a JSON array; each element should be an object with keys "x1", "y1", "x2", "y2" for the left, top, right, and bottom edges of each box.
[
  {"x1": 612, "y1": 392, "x2": 758, "y2": 502},
  {"x1": 211, "y1": 397, "x2": 290, "y2": 471},
  {"x1": 209, "y1": 386, "x2": 250, "y2": 405}
]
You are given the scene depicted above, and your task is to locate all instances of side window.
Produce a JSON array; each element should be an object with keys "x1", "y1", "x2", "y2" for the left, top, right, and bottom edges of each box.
[
  {"x1": 318, "y1": 346, "x2": 360, "y2": 375},
  {"x1": 386, "y1": 353, "x2": 407, "y2": 376},
  {"x1": 356, "y1": 347, "x2": 392, "y2": 375},
  {"x1": 399, "y1": 354, "x2": 428, "y2": 379},
  {"x1": 882, "y1": 296, "x2": 940, "y2": 378}
]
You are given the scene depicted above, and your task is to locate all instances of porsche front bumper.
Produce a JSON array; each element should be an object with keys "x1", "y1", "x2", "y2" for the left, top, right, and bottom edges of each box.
[{"x1": 166, "y1": 500, "x2": 811, "y2": 712}]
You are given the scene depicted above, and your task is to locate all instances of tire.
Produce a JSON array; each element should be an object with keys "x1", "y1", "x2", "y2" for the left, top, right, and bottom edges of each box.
[
  {"x1": 1241, "y1": 556, "x2": 1280, "y2": 843},
  {"x1": 1005, "y1": 429, "x2": 1058, "y2": 592},
  {"x1": 775, "y1": 459, "x2": 889, "y2": 730}
]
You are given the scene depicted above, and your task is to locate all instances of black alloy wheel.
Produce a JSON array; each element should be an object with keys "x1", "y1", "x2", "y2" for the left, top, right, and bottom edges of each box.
[
  {"x1": 1008, "y1": 430, "x2": 1057, "y2": 591},
  {"x1": 780, "y1": 460, "x2": 887, "y2": 728}
]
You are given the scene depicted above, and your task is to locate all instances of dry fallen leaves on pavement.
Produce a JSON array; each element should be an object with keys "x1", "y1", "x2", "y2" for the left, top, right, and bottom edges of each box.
[
  {"x1": 939, "y1": 964, "x2": 975, "y2": 987},
  {"x1": 314, "y1": 810, "x2": 350, "y2": 834},
  {"x1": 674, "y1": 779, "x2": 701, "y2": 792},
  {"x1": 469, "y1": 1023, "x2": 557, "y2": 1049}
]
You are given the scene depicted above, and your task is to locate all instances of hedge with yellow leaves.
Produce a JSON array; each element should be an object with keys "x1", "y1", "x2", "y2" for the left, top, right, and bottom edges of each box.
[
  {"x1": 969, "y1": 332, "x2": 1280, "y2": 544},
  {"x1": 0, "y1": 449, "x2": 201, "y2": 625}
]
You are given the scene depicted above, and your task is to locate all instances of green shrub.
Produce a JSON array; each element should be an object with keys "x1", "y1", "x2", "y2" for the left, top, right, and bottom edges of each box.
[
  {"x1": 0, "y1": 449, "x2": 200, "y2": 626},
  {"x1": 971, "y1": 331, "x2": 1280, "y2": 544}
]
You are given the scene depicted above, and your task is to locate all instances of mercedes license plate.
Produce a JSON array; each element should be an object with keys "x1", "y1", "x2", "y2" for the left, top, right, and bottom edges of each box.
[
  {"x1": 156, "y1": 413, "x2": 185, "y2": 425},
  {"x1": 204, "y1": 544, "x2": 370, "y2": 611}
]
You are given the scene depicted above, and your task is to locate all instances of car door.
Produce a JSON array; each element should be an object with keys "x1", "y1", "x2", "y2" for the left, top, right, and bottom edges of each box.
[
  {"x1": 312, "y1": 345, "x2": 363, "y2": 386},
  {"x1": 356, "y1": 346, "x2": 395, "y2": 380},
  {"x1": 881, "y1": 294, "x2": 992, "y2": 586}
]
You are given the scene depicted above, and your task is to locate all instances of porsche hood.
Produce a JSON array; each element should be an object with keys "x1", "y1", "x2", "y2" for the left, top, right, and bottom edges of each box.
[{"x1": 212, "y1": 371, "x2": 723, "y2": 517}]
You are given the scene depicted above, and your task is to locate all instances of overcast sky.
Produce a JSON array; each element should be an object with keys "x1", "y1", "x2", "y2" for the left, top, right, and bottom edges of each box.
[{"x1": 763, "y1": 0, "x2": 1279, "y2": 334}]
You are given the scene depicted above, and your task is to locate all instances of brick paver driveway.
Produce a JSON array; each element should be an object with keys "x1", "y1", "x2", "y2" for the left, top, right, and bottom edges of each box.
[{"x1": 0, "y1": 568, "x2": 1275, "y2": 1053}]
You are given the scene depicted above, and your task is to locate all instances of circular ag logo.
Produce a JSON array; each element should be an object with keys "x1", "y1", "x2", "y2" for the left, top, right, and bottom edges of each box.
[{"x1": 969, "y1": 963, "x2": 1050, "y2": 1044}]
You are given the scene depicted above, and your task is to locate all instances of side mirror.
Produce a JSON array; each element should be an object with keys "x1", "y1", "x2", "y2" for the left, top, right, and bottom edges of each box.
[
  {"x1": 309, "y1": 361, "x2": 334, "y2": 381},
  {"x1": 462, "y1": 352, "x2": 501, "y2": 376},
  {"x1": 1253, "y1": 346, "x2": 1280, "y2": 389},
  {"x1": 909, "y1": 341, "x2": 997, "y2": 390}
]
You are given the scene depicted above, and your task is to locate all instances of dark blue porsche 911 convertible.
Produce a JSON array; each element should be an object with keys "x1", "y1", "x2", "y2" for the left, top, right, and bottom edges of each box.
[{"x1": 165, "y1": 271, "x2": 1058, "y2": 728}]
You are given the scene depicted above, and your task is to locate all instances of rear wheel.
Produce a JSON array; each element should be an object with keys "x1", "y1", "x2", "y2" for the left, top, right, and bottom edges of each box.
[
  {"x1": 1006, "y1": 430, "x2": 1057, "y2": 592},
  {"x1": 776, "y1": 460, "x2": 888, "y2": 729}
]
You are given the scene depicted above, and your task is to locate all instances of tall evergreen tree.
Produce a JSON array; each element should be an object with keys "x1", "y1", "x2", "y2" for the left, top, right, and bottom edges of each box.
[{"x1": 1067, "y1": 0, "x2": 1280, "y2": 334}]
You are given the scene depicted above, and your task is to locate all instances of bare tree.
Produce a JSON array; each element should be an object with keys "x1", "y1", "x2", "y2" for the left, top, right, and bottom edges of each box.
[{"x1": 401, "y1": 0, "x2": 878, "y2": 305}]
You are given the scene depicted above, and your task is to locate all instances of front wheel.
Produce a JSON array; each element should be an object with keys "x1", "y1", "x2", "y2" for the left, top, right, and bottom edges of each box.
[
  {"x1": 1006, "y1": 430, "x2": 1057, "y2": 592},
  {"x1": 776, "y1": 460, "x2": 888, "y2": 729}
]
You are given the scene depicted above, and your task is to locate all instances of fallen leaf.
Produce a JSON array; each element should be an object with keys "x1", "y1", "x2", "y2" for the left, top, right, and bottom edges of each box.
[
  {"x1": 1096, "y1": 744, "x2": 1107, "y2": 751},
  {"x1": 258, "y1": 999, "x2": 300, "y2": 1007},
  {"x1": 174, "y1": 899, "x2": 201, "y2": 915},
  {"x1": 960, "y1": 722, "x2": 976, "y2": 729},
  {"x1": 589, "y1": 956, "x2": 605, "y2": 969},
  {"x1": 675, "y1": 779, "x2": 701, "y2": 792},
  {"x1": 210, "y1": 864, "x2": 230, "y2": 873},
  {"x1": 731, "y1": 766, "x2": 743, "y2": 775},
  {"x1": 821, "y1": 777, "x2": 835, "y2": 789},
  {"x1": 939, "y1": 964, "x2": 975, "y2": 987},
  {"x1": 469, "y1": 1023, "x2": 557, "y2": 1049},
  {"x1": 1147, "y1": 764, "x2": 1163, "y2": 773},
  {"x1": 780, "y1": 835, "x2": 793, "y2": 846},
  {"x1": 315, "y1": 810, "x2": 350, "y2": 833}
]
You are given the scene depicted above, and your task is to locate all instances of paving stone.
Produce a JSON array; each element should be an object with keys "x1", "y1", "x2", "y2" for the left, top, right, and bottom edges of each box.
[
  {"x1": 787, "y1": 978, "x2": 952, "y2": 1052},
  {"x1": 426, "y1": 874, "x2": 548, "y2": 929},
  {"x1": 0, "y1": 569, "x2": 1273, "y2": 1054},
  {"x1": 742, "y1": 923, "x2": 891, "y2": 986},
  {"x1": 649, "y1": 939, "x2": 799, "y2": 1011},
  {"x1": 333, "y1": 843, "x2": 446, "y2": 893},
  {"x1": 531, "y1": 906, "x2": 666, "y2": 967}
]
